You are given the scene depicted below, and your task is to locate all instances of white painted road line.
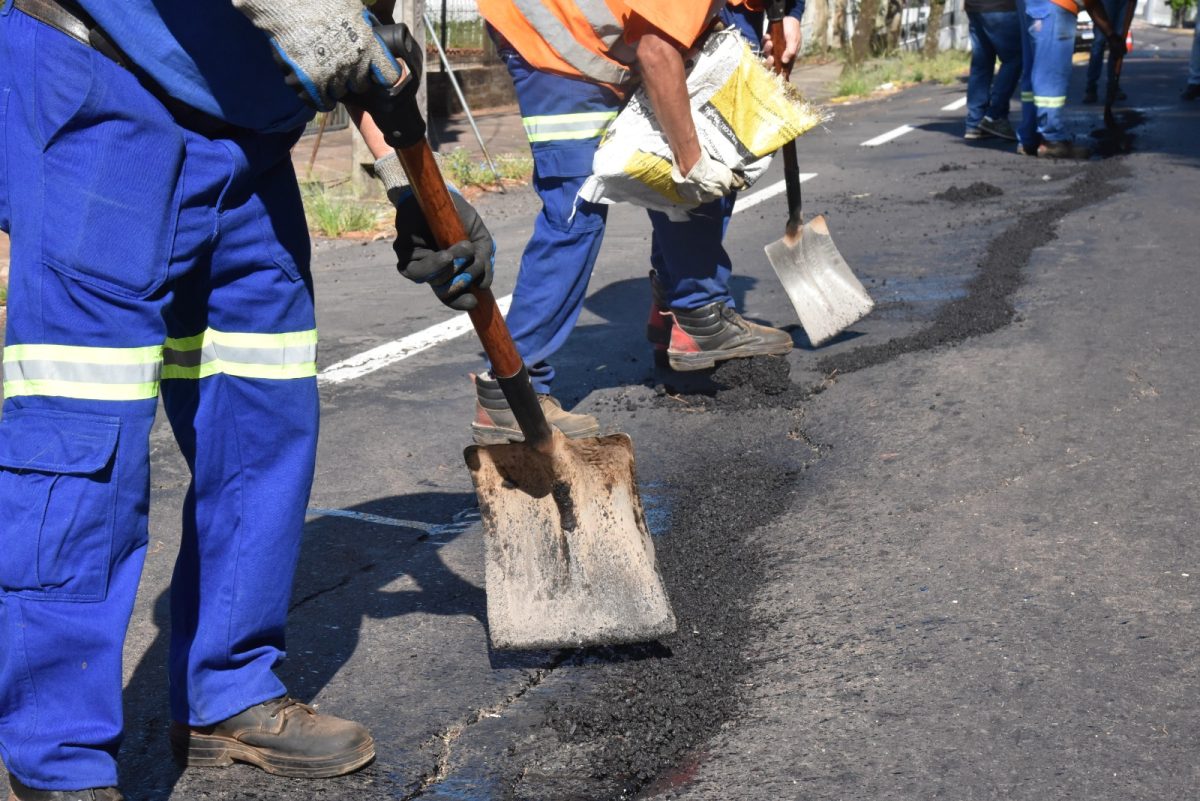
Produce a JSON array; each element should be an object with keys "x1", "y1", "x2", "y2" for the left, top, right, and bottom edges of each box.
[
  {"x1": 733, "y1": 173, "x2": 818, "y2": 213},
  {"x1": 862, "y1": 124, "x2": 916, "y2": 147},
  {"x1": 941, "y1": 97, "x2": 967, "y2": 111},
  {"x1": 318, "y1": 293, "x2": 514, "y2": 384}
]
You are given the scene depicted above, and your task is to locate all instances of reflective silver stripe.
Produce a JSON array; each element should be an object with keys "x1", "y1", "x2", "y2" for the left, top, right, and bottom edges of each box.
[
  {"x1": 161, "y1": 328, "x2": 318, "y2": 381},
  {"x1": 511, "y1": 0, "x2": 632, "y2": 85},
  {"x1": 3, "y1": 359, "x2": 160, "y2": 385},
  {"x1": 522, "y1": 111, "x2": 618, "y2": 142}
]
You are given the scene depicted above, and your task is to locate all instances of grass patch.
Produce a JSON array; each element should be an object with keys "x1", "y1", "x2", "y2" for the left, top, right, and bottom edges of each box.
[
  {"x1": 441, "y1": 148, "x2": 534, "y2": 189},
  {"x1": 300, "y1": 181, "x2": 389, "y2": 238},
  {"x1": 835, "y1": 49, "x2": 970, "y2": 98},
  {"x1": 0, "y1": 285, "x2": 6, "y2": 307}
]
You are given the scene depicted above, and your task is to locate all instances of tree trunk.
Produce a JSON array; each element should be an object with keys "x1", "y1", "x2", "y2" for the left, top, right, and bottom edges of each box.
[
  {"x1": 833, "y1": 0, "x2": 849, "y2": 51},
  {"x1": 851, "y1": 0, "x2": 882, "y2": 63},
  {"x1": 923, "y1": 0, "x2": 946, "y2": 58},
  {"x1": 885, "y1": 0, "x2": 904, "y2": 51},
  {"x1": 810, "y1": 0, "x2": 830, "y2": 51}
]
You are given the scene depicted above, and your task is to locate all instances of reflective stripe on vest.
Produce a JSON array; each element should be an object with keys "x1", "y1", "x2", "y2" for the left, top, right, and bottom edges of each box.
[
  {"x1": 522, "y1": 110, "x2": 619, "y2": 142},
  {"x1": 511, "y1": 0, "x2": 633, "y2": 85},
  {"x1": 2, "y1": 343, "x2": 162, "y2": 401},
  {"x1": 161, "y1": 328, "x2": 318, "y2": 381}
]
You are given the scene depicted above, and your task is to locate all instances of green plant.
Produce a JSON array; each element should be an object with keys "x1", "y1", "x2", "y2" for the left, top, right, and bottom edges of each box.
[
  {"x1": 300, "y1": 181, "x2": 388, "y2": 237},
  {"x1": 0, "y1": 285, "x2": 7, "y2": 307},
  {"x1": 441, "y1": 148, "x2": 533, "y2": 188},
  {"x1": 834, "y1": 49, "x2": 969, "y2": 98},
  {"x1": 1167, "y1": 0, "x2": 1196, "y2": 26}
]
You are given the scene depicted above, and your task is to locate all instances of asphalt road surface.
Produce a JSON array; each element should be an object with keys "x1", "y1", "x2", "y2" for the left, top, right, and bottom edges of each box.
[{"x1": 4, "y1": 26, "x2": 1198, "y2": 801}]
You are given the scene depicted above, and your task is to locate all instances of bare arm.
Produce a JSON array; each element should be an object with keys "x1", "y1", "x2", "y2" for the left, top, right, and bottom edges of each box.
[
  {"x1": 1080, "y1": 0, "x2": 1116, "y2": 39},
  {"x1": 636, "y1": 31, "x2": 701, "y2": 174}
]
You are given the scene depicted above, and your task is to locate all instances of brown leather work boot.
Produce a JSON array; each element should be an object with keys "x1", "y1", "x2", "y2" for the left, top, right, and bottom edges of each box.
[
  {"x1": 470, "y1": 372, "x2": 600, "y2": 445},
  {"x1": 7, "y1": 776, "x2": 122, "y2": 801},
  {"x1": 666, "y1": 301, "x2": 792, "y2": 371},
  {"x1": 169, "y1": 697, "x2": 374, "y2": 778}
]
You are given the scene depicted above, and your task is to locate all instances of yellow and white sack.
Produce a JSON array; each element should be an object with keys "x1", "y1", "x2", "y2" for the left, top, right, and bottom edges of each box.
[{"x1": 578, "y1": 28, "x2": 824, "y2": 220}]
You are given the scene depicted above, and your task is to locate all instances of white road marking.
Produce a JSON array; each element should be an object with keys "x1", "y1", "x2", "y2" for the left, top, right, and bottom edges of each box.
[
  {"x1": 318, "y1": 294, "x2": 513, "y2": 384},
  {"x1": 941, "y1": 97, "x2": 968, "y2": 111},
  {"x1": 307, "y1": 506, "x2": 479, "y2": 543},
  {"x1": 732, "y1": 173, "x2": 818, "y2": 213},
  {"x1": 862, "y1": 124, "x2": 916, "y2": 147}
]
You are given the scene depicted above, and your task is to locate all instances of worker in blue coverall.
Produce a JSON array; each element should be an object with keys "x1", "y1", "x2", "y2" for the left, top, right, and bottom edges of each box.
[
  {"x1": 465, "y1": 1, "x2": 805, "y2": 445},
  {"x1": 0, "y1": 0, "x2": 492, "y2": 798},
  {"x1": 1015, "y1": 0, "x2": 1124, "y2": 158}
]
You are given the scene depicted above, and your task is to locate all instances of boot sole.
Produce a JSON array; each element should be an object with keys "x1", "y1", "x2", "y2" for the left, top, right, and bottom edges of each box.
[
  {"x1": 667, "y1": 340, "x2": 793, "y2": 372},
  {"x1": 170, "y1": 728, "x2": 375, "y2": 778},
  {"x1": 471, "y1": 421, "x2": 602, "y2": 446}
]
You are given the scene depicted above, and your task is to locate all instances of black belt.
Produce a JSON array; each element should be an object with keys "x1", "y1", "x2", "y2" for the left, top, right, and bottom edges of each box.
[{"x1": 12, "y1": 0, "x2": 241, "y2": 138}]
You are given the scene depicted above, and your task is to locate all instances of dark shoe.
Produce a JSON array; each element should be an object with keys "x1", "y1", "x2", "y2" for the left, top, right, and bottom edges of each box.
[
  {"x1": 963, "y1": 126, "x2": 986, "y2": 140},
  {"x1": 646, "y1": 269, "x2": 672, "y2": 366},
  {"x1": 1016, "y1": 141, "x2": 1038, "y2": 156},
  {"x1": 1182, "y1": 83, "x2": 1200, "y2": 101},
  {"x1": 8, "y1": 777, "x2": 122, "y2": 801},
  {"x1": 1037, "y1": 139, "x2": 1092, "y2": 160},
  {"x1": 666, "y1": 301, "x2": 792, "y2": 371},
  {"x1": 169, "y1": 696, "x2": 374, "y2": 779},
  {"x1": 471, "y1": 372, "x2": 600, "y2": 444},
  {"x1": 979, "y1": 116, "x2": 1017, "y2": 141},
  {"x1": 1082, "y1": 87, "x2": 1098, "y2": 104}
]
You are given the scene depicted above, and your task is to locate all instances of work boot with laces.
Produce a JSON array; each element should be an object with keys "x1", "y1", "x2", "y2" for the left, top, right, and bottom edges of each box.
[
  {"x1": 8, "y1": 777, "x2": 122, "y2": 801},
  {"x1": 471, "y1": 372, "x2": 600, "y2": 444},
  {"x1": 169, "y1": 696, "x2": 374, "y2": 778},
  {"x1": 666, "y1": 301, "x2": 792, "y2": 371}
]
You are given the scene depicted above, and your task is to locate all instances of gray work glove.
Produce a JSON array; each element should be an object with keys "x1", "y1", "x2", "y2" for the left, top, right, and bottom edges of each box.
[
  {"x1": 379, "y1": 154, "x2": 495, "y2": 311},
  {"x1": 671, "y1": 149, "x2": 746, "y2": 206},
  {"x1": 234, "y1": 0, "x2": 409, "y2": 111}
]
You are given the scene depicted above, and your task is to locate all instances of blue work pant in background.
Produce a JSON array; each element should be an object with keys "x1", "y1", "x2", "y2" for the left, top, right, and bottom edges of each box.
[
  {"x1": 1017, "y1": 0, "x2": 1079, "y2": 146},
  {"x1": 966, "y1": 10, "x2": 1023, "y2": 129},
  {"x1": 0, "y1": 8, "x2": 317, "y2": 791},
  {"x1": 1086, "y1": 0, "x2": 1128, "y2": 93}
]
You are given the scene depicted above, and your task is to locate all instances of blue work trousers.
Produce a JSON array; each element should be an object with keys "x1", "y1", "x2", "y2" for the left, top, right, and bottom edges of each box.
[
  {"x1": 495, "y1": 46, "x2": 737, "y2": 394},
  {"x1": 1017, "y1": 0, "x2": 1079, "y2": 146},
  {"x1": 966, "y1": 10, "x2": 1023, "y2": 128},
  {"x1": 1085, "y1": 0, "x2": 1127, "y2": 91},
  {"x1": 0, "y1": 8, "x2": 318, "y2": 791}
]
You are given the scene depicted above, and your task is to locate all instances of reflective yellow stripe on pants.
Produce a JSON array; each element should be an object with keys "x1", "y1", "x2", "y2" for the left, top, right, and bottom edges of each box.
[
  {"x1": 2, "y1": 343, "x2": 163, "y2": 401},
  {"x1": 522, "y1": 111, "x2": 618, "y2": 143},
  {"x1": 161, "y1": 328, "x2": 318, "y2": 381}
]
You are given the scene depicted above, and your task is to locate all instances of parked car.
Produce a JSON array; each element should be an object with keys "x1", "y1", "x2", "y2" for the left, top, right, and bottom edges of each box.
[{"x1": 1075, "y1": 12, "x2": 1095, "y2": 51}]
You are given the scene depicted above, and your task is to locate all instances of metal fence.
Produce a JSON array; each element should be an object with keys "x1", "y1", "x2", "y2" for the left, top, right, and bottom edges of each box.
[{"x1": 428, "y1": 0, "x2": 489, "y2": 55}]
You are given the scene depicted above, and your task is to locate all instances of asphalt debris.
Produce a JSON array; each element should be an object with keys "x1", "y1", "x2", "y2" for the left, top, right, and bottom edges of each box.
[{"x1": 933, "y1": 182, "x2": 1004, "y2": 202}]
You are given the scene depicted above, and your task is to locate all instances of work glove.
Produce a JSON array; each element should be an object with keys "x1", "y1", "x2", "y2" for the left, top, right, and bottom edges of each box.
[
  {"x1": 234, "y1": 0, "x2": 414, "y2": 111},
  {"x1": 379, "y1": 154, "x2": 495, "y2": 311},
  {"x1": 671, "y1": 149, "x2": 747, "y2": 206}
]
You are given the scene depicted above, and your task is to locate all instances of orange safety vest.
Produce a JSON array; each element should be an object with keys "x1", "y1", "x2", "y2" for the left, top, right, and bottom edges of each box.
[
  {"x1": 1049, "y1": 0, "x2": 1082, "y2": 13},
  {"x1": 478, "y1": 0, "x2": 722, "y2": 86}
]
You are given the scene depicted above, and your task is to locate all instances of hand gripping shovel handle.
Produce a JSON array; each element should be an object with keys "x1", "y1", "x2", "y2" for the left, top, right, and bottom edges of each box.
[
  {"x1": 385, "y1": 104, "x2": 554, "y2": 449},
  {"x1": 1104, "y1": 0, "x2": 1138, "y2": 128},
  {"x1": 766, "y1": 7, "x2": 803, "y2": 238}
]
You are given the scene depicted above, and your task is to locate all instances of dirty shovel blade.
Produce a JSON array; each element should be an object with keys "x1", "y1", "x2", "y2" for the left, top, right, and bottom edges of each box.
[
  {"x1": 465, "y1": 430, "x2": 676, "y2": 650},
  {"x1": 764, "y1": 215, "x2": 874, "y2": 347}
]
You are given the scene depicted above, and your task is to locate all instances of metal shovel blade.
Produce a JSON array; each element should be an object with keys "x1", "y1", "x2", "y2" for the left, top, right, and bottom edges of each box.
[
  {"x1": 764, "y1": 215, "x2": 874, "y2": 347},
  {"x1": 465, "y1": 430, "x2": 676, "y2": 650}
]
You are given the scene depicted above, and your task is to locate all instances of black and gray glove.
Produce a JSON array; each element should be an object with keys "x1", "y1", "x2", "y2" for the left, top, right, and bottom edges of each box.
[
  {"x1": 380, "y1": 155, "x2": 495, "y2": 311},
  {"x1": 234, "y1": 0, "x2": 412, "y2": 111}
]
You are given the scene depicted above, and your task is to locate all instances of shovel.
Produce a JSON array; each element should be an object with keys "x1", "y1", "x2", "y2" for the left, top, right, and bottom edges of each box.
[
  {"x1": 370, "y1": 76, "x2": 676, "y2": 650},
  {"x1": 762, "y1": 4, "x2": 874, "y2": 347}
]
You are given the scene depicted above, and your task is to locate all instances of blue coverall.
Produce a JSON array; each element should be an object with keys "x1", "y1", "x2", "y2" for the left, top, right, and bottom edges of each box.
[
  {"x1": 0, "y1": 3, "x2": 318, "y2": 791},
  {"x1": 1017, "y1": 0, "x2": 1081, "y2": 147},
  {"x1": 493, "y1": 3, "x2": 799, "y2": 394}
]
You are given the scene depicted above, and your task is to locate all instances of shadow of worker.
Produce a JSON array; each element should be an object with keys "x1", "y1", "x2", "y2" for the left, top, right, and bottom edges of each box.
[{"x1": 117, "y1": 490, "x2": 484, "y2": 799}]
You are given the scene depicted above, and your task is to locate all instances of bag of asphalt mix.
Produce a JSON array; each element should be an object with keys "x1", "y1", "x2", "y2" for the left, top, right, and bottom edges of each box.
[{"x1": 578, "y1": 28, "x2": 825, "y2": 220}]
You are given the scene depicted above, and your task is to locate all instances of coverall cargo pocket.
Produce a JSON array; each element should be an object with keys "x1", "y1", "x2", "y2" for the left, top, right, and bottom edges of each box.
[
  {"x1": 0, "y1": 409, "x2": 120, "y2": 602},
  {"x1": 34, "y1": 29, "x2": 185, "y2": 299}
]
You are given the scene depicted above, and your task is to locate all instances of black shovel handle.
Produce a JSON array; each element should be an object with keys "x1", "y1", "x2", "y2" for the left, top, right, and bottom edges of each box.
[{"x1": 766, "y1": 13, "x2": 803, "y2": 237}]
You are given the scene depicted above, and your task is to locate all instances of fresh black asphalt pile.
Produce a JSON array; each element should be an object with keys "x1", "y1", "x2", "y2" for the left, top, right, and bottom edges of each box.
[
  {"x1": 473, "y1": 159, "x2": 1135, "y2": 800},
  {"x1": 933, "y1": 181, "x2": 1004, "y2": 202}
]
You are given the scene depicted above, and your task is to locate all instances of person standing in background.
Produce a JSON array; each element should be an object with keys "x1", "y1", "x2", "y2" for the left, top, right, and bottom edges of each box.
[{"x1": 964, "y1": 0, "x2": 1023, "y2": 141}]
